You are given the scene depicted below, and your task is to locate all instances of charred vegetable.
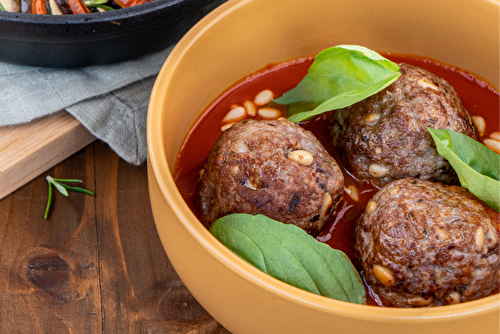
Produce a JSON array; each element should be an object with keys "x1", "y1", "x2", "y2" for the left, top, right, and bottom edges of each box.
[{"x1": 0, "y1": 0, "x2": 149, "y2": 14}]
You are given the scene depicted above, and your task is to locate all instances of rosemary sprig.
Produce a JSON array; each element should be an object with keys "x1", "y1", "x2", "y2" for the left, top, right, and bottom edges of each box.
[{"x1": 44, "y1": 176, "x2": 95, "y2": 219}]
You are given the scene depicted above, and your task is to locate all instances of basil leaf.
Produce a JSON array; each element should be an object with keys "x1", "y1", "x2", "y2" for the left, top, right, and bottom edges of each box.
[
  {"x1": 428, "y1": 128, "x2": 500, "y2": 211},
  {"x1": 274, "y1": 45, "x2": 401, "y2": 123},
  {"x1": 210, "y1": 213, "x2": 366, "y2": 304}
]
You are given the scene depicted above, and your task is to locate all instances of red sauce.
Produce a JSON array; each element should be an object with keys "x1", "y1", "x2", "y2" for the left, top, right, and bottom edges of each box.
[{"x1": 173, "y1": 53, "x2": 499, "y2": 305}]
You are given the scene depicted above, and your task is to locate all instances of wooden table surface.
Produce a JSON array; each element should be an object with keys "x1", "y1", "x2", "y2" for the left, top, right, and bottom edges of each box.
[{"x1": 0, "y1": 141, "x2": 230, "y2": 333}]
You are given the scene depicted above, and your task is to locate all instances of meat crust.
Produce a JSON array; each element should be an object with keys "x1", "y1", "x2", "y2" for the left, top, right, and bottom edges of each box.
[
  {"x1": 354, "y1": 178, "x2": 499, "y2": 307},
  {"x1": 197, "y1": 118, "x2": 344, "y2": 234},
  {"x1": 331, "y1": 63, "x2": 479, "y2": 185}
]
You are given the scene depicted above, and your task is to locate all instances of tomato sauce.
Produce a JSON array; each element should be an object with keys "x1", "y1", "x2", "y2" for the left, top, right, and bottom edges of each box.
[{"x1": 173, "y1": 53, "x2": 499, "y2": 305}]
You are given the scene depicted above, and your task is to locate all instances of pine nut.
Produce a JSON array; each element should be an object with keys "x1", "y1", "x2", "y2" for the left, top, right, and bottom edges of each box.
[
  {"x1": 221, "y1": 122, "x2": 235, "y2": 131},
  {"x1": 230, "y1": 140, "x2": 249, "y2": 154},
  {"x1": 407, "y1": 296, "x2": 434, "y2": 306},
  {"x1": 254, "y1": 89, "x2": 274, "y2": 106},
  {"x1": 244, "y1": 100, "x2": 257, "y2": 116},
  {"x1": 436, "y1": 227, "x2": 450, "y2": 241},
  {"x1": 484, "y1": 138, "x2": 500, "y2": 154},
  {"x1": 374, "y1": 146, "x2": 382, "y2": 155},
  {"x1": 368, "y1": 163, "x2": 389, "y2": 178},
  {"x1": 387, "y1": 186, "x2": 400, "y2": 197},
  {"x1": 258, "y1": 107, "x2": 281, "y2": 119},
  {"x1": 446, "y1": 291, "x2": 461, "y2": 304},
  {"x1": 472, "y1": 116, "x2": 486, "y2": 137},
  {"x1": 475, "y1": 227, "x2": 485, "y2": 250},
  {"x1": 417, "y1": 78, "x2": 439, "y2": 91},
  {"x1": 491, "y1": 132, "x2": 500, "y2": 141},
  {"x1": 346, "y1": 185, "x2": 359, "y2": 202},
  {"x1": 372, "y1": 265, "x2": 395, "y2": 287},
  {"x1": 365, "y1": 113, "x2": 380, "y2": 125},
  {"x1": 287, "y1": 150, "x2": 314, "y2": 166},
  {"x1": 366, "y1": 200, "x2": 377, "y2": 214},
  {"x1": 223, "y1": 106, "x2": 246, "y2": 123},
  {"x1": 319, "y1": 192, "x2": 333, "y2": 219}
]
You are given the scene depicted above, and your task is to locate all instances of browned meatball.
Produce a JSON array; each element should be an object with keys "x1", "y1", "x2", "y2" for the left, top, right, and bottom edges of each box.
[
  {"x1": 354, "y1": 178, "x2": 499, "y2": 307},
  {"x1": 197, "y1": 118, "x2": 344, "y2": 235},
  {"x1": 331, "y1": 63, "x2": 479, "y2": 185}
]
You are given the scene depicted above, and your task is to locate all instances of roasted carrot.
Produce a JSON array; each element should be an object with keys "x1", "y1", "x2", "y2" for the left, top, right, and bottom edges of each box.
[
  {"x1": 31, "y1": 0, "x2": 47, "y2": 14},
  {"x1": 66, "y1": 0, "x2": 89, "y2": 13},
  {"x1": 113, "y1": 0, "x2": 149, "y2": 8}
]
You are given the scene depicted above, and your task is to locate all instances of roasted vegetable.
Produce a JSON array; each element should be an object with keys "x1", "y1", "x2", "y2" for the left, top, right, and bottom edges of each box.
[{"x1": 0, "y1": 0, "x2": 150, "y2": 14}]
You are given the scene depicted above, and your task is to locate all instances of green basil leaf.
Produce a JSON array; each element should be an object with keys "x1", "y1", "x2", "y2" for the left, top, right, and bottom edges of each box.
[
  {"x1": 274, "y1": 45, "x2": 401, "y2": 123},
  {"x1": 428, "y1": 128, "x2": 500, "y2": 211},
  {"x1": 210, "y1": 213, "x2": 365, "y2": 304},
  {"x1": 288, "y1": 79, "x2": 395, "y2": 123}
]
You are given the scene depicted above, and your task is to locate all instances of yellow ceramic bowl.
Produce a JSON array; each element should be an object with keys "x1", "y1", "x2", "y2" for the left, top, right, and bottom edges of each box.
[{"x1": 147, "y1": 0, "x2": 500, "y2": 333}]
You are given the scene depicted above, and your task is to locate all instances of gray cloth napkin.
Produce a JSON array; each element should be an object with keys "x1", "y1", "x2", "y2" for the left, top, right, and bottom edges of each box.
[{"x1": 0, "y1": 45, "x2": 175, "y2": 165}]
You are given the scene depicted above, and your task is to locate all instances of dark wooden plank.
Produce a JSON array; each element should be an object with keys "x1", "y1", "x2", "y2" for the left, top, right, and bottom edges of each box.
[
  {"x1": 0, "y1": 141, "x2": 229, "y2": 333},
  {"x1": 93, "y1": 141, "x2": 229, "y2": 333},
  {"x1": 0, "y1": 145, "x2": 102, "y2": 333}
]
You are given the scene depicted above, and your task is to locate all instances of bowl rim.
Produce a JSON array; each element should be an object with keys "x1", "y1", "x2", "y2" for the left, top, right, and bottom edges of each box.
[{"x1": 148, "y1": 0, "x2": 500, "y2": 321}]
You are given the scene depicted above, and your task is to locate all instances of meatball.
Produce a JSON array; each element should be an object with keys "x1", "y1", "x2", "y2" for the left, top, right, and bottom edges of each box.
[
  {"x1": 354, "y1": 178, "x2": 499, "y2": 307},
  {"x1": 197, "y1": 117, "x2": 344, "y2": 235},
  {"x1": 331, "y1": 63, "x2": 479, "y2": 185}
]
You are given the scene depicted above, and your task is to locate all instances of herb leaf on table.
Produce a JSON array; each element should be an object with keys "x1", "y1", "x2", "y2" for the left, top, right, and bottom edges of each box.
[
  {"x1": 210, "y1": 213, "x2": 366, "y2": 304},
  {"x1": 274, "y1": 45, "x2": 401, "y2": 123},
  {"x1": 44, "y1": 176, "x2": 95, "y2": 219}
]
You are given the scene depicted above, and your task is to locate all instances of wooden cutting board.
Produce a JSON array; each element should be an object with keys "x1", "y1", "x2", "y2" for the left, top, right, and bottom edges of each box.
[{"x1": 0, "y1": 110, "x2": 96, "y2": 200}]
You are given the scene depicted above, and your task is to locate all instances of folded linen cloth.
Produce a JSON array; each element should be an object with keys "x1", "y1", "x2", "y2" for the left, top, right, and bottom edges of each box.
[{"x1": 0, "y1": 45, "x2": 175, "y2": 165}]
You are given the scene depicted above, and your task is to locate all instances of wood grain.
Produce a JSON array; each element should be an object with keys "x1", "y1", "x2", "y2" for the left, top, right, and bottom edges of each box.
[
  {"x1": 0, "y1": 144, "x2": 100, "y2": 333},
  {"x1": 0, "y1": 110, "x2": 95, "y2": 200},
  {"x1": 0, "y1": 141, "x2": 230, "y2": 333}
]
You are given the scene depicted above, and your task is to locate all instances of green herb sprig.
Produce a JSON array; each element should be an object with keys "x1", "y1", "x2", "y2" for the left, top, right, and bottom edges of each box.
[
  {"x1": 0, "y1": 2, "x2": 5, "y2": 10},
  {"x1": 44, "y1": 176, "x2": 95, "y2": 219}
]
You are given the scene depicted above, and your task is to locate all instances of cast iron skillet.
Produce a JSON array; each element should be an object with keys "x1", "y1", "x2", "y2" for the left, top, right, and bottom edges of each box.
[{"x1": 0, "y1": 0, "x2": 226, "y2": 68}]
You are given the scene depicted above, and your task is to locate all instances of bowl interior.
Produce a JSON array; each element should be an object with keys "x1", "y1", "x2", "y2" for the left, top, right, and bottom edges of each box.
[
  {"x1": 155, "y1": 0, "x2": 498, "y2": 165},
  {"x1": 148, "y1": 0, "x2": 499, "y2": 332}
]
